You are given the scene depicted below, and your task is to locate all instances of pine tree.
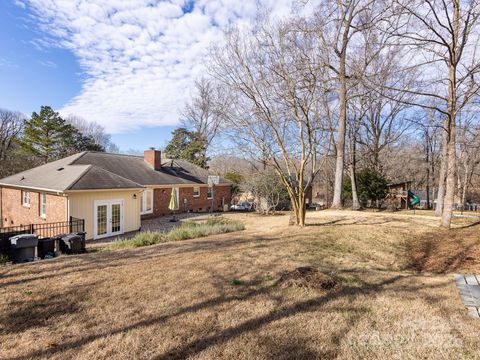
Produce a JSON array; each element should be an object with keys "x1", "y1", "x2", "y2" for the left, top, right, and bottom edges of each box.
[
  {"x1": 22, "y1": 106, "x2": 67, "y2": 163},
  {"x1": 22, "y1": 106, "x2": 105, "y2": 163},
  {"x1": 164, "y1": 128, "x2": 208, "y2": 168}
]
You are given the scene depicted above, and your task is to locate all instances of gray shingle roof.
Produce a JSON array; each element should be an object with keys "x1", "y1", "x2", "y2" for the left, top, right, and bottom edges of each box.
[
  {"x1": 68, "y1": 166, "x2": 143, "y2": 190},
  {"x1": 72, "y1": 152, "x2": 230, "y2": 186},
  {"x1": 0, "y1": 151, "x2": 230, "y2": 192}
]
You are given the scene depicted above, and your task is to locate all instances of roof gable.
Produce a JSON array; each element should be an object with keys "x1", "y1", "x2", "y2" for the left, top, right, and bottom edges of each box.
[{"x1": 0, "y1": 153, "x2": 90, "y2": 191}]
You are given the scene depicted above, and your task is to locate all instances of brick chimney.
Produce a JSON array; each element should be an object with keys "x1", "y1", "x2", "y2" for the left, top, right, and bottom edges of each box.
[{"x1": 144, "y1": 148, "x2": 162, "y2": 170}]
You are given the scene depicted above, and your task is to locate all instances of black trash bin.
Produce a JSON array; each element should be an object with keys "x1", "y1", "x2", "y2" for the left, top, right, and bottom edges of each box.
[
  {"x1": 76, "y1": 232, "x2": 87, "y2": 253},
  {"x1": 37, "y1": 238, "x2": 56, "y2": 259},
  {"x1": 60, "y1": 234, "x2": 82, "y2": 254},
  {"x1": 10, "y1": 234, "x2": 38, "y2": 263}
]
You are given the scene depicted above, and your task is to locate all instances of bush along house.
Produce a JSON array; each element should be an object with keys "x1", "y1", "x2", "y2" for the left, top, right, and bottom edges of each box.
[{"x1": 0, "y1": 149, "x2": 232, "y2": 240}]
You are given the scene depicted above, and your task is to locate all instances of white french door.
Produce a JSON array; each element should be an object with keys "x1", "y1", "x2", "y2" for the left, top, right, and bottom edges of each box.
[{"x1": 94, "y1": 199, "x2": 124, "y2": 239}]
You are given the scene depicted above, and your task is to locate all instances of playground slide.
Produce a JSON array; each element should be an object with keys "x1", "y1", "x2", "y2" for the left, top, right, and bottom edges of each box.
[{"x1": 407, "y1": 190, "x2": 421, "y2": 207}]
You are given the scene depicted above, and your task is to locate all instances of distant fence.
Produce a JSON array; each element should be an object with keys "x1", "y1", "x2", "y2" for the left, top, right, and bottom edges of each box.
[{"x1": 0, "y1": 217, "x2": 85, "y2": 257}]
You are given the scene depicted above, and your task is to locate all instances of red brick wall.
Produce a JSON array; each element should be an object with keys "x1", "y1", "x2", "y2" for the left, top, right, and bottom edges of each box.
[
  {"x1": 144, "y1": 149, "x2": 162, "y2": 170},
  {"x1": 142, "y1": 185, "x2": 232, "y2": 218},
  {"x1": 1, "y1": 187, "x2": 67, "y2": 227}
]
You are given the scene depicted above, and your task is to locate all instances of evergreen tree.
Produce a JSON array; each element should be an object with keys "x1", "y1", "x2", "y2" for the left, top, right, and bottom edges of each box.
[
  {"x1": 164, "y1": 128, "x2": 208, "y2": 168},
  {"x1": 343, "y1": 168, "x2": 388, "y2": 207},
  {"x1": 22, "y1": 106, "x2": 67, "y2": 163},
  {"x1": 224, "y1": 171, "x2": 243, "y2": 197},
  {"x1": 22, "y1": 106, "x2": 105, "y2": 163}
]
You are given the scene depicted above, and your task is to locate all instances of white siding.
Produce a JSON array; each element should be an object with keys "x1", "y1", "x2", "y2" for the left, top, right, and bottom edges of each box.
[{"x1": 68, "y1": 190, "x2": 141, "y2": 240}]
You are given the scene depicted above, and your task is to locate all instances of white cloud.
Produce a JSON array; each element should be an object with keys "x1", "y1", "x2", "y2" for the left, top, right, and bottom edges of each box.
[
  {"x1": 38, "y1": 60, "x2": 57, "y2": 68},
  {"x1": 0, "y1": 57, "x2": 19, "y2": 68},
  {"x1": 20, "y1": 0, "x2": 312, "y2": 133}
]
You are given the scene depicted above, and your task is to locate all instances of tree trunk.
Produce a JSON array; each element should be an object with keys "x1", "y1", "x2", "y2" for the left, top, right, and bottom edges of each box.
[
  {"x1": 350, "y1": 169, "x2": 361, "y2": 210},
  {"x1": 441, "y1": 124, "x2": 456, "y2": 228},
  {"x1": 289, "y1": 192, "x2": 306, "y2": 227},
  {"x1": 425, "y1": 131, "x2": 431, "y2": 210},
  {"x1": 349, "y1": 131, "x2": 361, "y2": 210},
  {"x1": 441, "y1": 56, "x2": 458, "y2": 228},
  {"x1": 435, "y1": 121, "x2": 448, "y2": 216},
  {"x1": 332, "y1": 52, "x2": 347, "y2": 209},
  {"x1": 460, "y1": 161, "x2": 470, "y2": 210}
]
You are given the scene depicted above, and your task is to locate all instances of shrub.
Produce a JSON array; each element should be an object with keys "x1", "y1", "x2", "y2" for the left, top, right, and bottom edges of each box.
[
  {"x1": 110, "y1": 231, "x2": 166, "y2": 249},
  {"x1": 166, "y1": 218, "x2": 245, "y2": 242},
  {"x1": 109, "y1": 217, "x2": 245, "y2": 250}
]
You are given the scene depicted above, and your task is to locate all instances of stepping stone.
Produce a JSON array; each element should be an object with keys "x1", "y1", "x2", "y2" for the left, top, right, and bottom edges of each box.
[{"x1": 455, "y1": 274, "x2": 480, "y2": 318}]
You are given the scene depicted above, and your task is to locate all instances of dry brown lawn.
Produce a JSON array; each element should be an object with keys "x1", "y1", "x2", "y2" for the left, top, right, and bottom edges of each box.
[{"x1": 1, "y1": 210, "x2": 480, "y2": 359}]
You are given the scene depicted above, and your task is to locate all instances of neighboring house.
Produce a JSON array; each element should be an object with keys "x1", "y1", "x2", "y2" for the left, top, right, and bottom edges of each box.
[{"x1": 0, "y1": 149, "x2": 231, "y2": 240}]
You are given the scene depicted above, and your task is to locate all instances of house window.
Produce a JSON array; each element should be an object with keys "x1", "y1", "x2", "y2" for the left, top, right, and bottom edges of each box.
[
  {"x1": 40, "y1": 193, "x2": 46, "y2": 218},
  {"x1": 207, "y1": 186, "x2": 213, "y2": 199},
  {"x1": 141, "y1": 189, "x2": 153, "y2": 214},
  {"x1": 193, "y1": 187, "x2": 200, "y2": 197},
  {"x1": 22, "y1": 191, "x2": 30, "y2": 208}
]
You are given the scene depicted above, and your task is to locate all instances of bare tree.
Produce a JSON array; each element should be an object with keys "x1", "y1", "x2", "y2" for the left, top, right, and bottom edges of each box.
[
  {"x1": 66, "y1": 115, "x2": 117, "y2": 151},
  {"x1": 457, "y1": 112, "x2": 480, "y2": 208},
  {"x1": 244, "y1": 170, "x2": 288, "y2": 215},
  {"x1": 416, "y1": 110, "x2": 442, "y2": 210},
  {"x1": 356, "y1": 52, "x2": 414, "y2": 173},
  {"x1": 315, "y1": 0, "x2": 386, "y2": 208},
  {"x1": 0, "y1": 109, "x2": 24, "y2": 163},
  {"x1": 210, "y1": 19, "x2": 328, "y2": 226},
  {"x1": 180, "y1": 78, "x2": 224, "y2": 162},
  {"x1": 384, "y1": 0, "x2": 480, "y2": 227}
]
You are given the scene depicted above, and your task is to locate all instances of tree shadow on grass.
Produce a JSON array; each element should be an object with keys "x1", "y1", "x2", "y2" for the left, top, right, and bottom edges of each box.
[
  {"x1": 152, "y1": 274, "x2": 447, "y2": 360},
  {"x1": 306, "y1": 219, "x2": 394, "y2": 227},
  {"x1": 3, "y1": 271, "x2": 450, "y2": 360},
  {"x1": 0, "y1": 232, "x2": 286, "y2": 287},
  {"x1": 0, "y1": 282, "x2": 97, "y2": 335}
]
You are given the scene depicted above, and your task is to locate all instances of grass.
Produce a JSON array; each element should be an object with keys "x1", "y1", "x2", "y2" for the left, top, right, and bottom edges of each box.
[
  {"x1": 109, "y1": 217, "x2": 245, "y2": 250},
  {"x1": 1, "y1": 210, "x2": 480, "y2": 359}
]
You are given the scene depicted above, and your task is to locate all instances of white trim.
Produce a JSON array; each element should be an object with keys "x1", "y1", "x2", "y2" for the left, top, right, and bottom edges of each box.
[
  {"x1": 93, "y1": 199, "x2": 124, "y2": 240},
  {"x1": 0, "y1": 184, "x2": 64, "y2": 193},
  {"x1": 140, "y1": 189, "x2": 153, "y2": 215},
  {"x1": 143, "y1": 184, "x2": 229, "y2": 189},
  {"x1": 193, "y1": 186, "x2": 200, "y2": 197},
  {"x1": 22, "y1": 191, "x2": 30, "y2": 208},
  {"x1": 40, "y1": 192, "x2": 47, "y2": 218},
  {"x1": 65, "y1": 188, "x2": 143, "y2": 193},
  {"x1": 207, "y1": 186, "x2": 213, "y2": 199}
]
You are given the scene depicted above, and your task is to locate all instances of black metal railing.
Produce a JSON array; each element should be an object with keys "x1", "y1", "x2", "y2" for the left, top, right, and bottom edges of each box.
[{"x1": 0, "y1": 217, "x2": 85, "y2": 257}]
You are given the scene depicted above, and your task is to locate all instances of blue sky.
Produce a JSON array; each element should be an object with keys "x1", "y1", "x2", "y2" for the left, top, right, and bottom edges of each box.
[
  {"x1": 0, "y1": 2, "x2": 80, "y2": 114},
  {"x1": 0, "y1": 0, "x2": 300, "y2": 151},
  {"x1": 0, "y1": 1, "x2": 187, "y2": 150}
]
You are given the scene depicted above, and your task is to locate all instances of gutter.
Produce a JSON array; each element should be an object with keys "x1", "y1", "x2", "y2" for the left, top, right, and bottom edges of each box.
[{"x1": 0, "y1": 183, "x2": 65, "y2": 194}]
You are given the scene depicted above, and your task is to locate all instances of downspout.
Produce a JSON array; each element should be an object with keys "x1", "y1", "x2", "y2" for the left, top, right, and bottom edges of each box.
[{"x1": 65, "y1": 193, "x2": 70, "y2": 221}]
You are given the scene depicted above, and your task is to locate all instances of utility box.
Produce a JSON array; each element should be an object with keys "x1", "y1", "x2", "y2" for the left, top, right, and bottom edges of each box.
[{"x1": 10, "y1": 234, "x2": 38, "y2": 263}]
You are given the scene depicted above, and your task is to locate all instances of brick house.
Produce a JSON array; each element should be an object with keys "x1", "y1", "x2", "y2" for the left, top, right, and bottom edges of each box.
[{"x1": 0, "y1": 149, "x2": 231, "y2": 240}]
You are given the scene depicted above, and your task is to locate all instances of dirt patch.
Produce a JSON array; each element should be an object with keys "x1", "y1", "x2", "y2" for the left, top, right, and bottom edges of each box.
[{"x1": 278, "y1": 266, "x2": 338, "y2": 290}]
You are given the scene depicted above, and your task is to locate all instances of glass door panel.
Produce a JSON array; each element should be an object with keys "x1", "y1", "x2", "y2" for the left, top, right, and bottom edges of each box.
[
  {"x1": 97, "y1": 204, "x2": 108, "y2": 236},
  {"x1": 111, "y1": 203, "x2": 121, "y2": 233}
]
